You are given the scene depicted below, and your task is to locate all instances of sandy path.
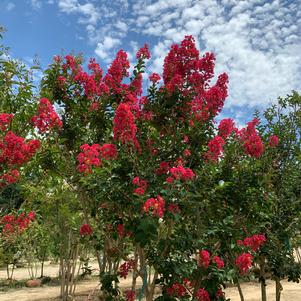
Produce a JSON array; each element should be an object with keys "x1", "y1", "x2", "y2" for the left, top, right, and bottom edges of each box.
[{"x1": 1, "y1": 263, "x2": 300, "y2": 300}]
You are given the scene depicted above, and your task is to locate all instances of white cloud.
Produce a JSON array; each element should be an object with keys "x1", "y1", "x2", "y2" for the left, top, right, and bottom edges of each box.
[
  {"x1": 131, "y1": 0, "x2": 301, "y2": 109},
  {"x1": 95, "y1": 36, "x2": 121, "y2": 62},
  {"x1": 6, "y1": 2, "x2": 15, "y2": 11},
  {"x1": 55, "y1": 0, "x2": 301, "y2": 112}
]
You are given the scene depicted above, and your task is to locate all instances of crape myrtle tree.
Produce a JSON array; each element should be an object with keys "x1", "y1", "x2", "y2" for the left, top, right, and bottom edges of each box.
[
  {"x1": 259, "y1": 92, "x2": 301, "y2": 301},
  {"x1": 0, "y1": 28, "x2": 41, "y2": 279},
  {"x1": 37, "y1": 35, "x2": 287, "y2": 301}
]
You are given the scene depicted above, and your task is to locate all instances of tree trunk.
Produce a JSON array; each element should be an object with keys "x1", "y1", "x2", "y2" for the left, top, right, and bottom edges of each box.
[
  {"x1": 259, "y1": 255, "x2": 267, "y2": 301},
  {"x1": 235, "y1": 278, "x2": 245, "y2": 301},
  {"x1": 275, "y1": 277, "x2": 282, "y2": 301}
]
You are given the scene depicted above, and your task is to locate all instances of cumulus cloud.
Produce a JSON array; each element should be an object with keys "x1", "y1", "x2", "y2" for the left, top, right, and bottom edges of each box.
[
  {"x1": 55, "y1": 0, "x2": 301, "y2": 121},
  {"x1": 95, "y1": 36, "x2": 121, "y2": 61},
  {"x1": 132, "y1": 0, "x2": 301, "y2": 111}
]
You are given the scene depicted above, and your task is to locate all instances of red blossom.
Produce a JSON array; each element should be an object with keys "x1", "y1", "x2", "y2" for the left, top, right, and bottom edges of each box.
[
  {"x1": 118, "y1": 260, "x2": 135, "y2": 279},
  {"x1": 212, "y1": 256, "x2": 224, "y2": 269},
  {"x1": 167, "y1": 283, "x2": 187, "y2": 297},
  {"x1": 143, "y1": 195, "x2": 165, "y2": 218},
  {"x1": 235, "y1": 252, "x2": 253, "y2": 274},
  {"x1": 0, "y1": 113, "x2": 14, "y2": 131},
  {"x1": 136, "y1": 44, "x2": 151, "y2": 59},
  {"x1": 77, "y1": 144, "x2": 101, "y2": 173},
  {"x1": 205, "y1": 136, "x2": 225, "y2": 162},
  {"x1": 218, "y1": 118, "x2": 235, "y2": 139},
  {"x1": 195, "y1": 288, "x2": 210, "y2": 301},
  {"x1": 31, "y1": 98, "x2": 62, "y2": 133},
  {"x1": 198, "y1": 250, "x2": 210, "y2": 268},
  {"x1": 80, "y1": 224, "x2": 93, "y2": 236},
  {"x1": 113, "y1": 103, "x2": 140, "y2": 151},
  {"x1": 242, "y1": 234, "x2": 266, "y2": 251},
  {"x1": 169, "y1": 165, "x2": 195, "y2": 182},
  {"x1": 100, "y1": 144, "x2": 117, "y2": 160},
  {"x1": 104, "y1": 50, "x2": 130, "y2": 95},
  {"x1": 149, "y1": 73, "x2": 161, "y2": 83},
  {"x1": 125, "y1": 290, "x2": 135, "y2": 301},
  {"x1": 269, "y1": 135, "x2": 279, "y2": 148}
]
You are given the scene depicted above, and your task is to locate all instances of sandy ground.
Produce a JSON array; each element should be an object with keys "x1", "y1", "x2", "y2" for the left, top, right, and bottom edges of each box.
[{"x1": 1, "y1": 262, "x2": 300, "y2": 300}]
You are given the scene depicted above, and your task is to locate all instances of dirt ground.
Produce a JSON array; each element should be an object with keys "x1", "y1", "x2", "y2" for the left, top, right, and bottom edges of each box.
[{"x1": 0, "y1": 262, "x2": 300, "y2": 300}]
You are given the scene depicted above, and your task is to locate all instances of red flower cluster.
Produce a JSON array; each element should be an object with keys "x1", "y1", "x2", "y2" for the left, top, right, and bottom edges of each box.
[
  {"x1": 0, "y1": 113, "x2": 14, "y2": 131},
  {"x1": 218, "y1": 118, "x2": 235, "y2": 139},
  {"x1": 143, "y1": 195, "x2": 165, "y2": 218},
  {"x1": 198, "y1": 250, "x2": 224, "y2": 270},
  {"x1": 235, "y1": 252, "x2": 253, "y2": 275},
  {"x1": 155, "y1": 161, "x2": 170, "y2": 175},
  {"x1": 163, "y1": 36, "x2": 228, "y2": 117},
  {"x1": 117, "y1": 223, "x2": 124, "y2": 238},
  {"x1": 0, "y1": 169, "x2": 20, "y2": 185},
  {"x1": 149, "y1": 73, "x2": 161, "y2": 83},
  {"x1": 104, "y1": 50, "x2": 130, "y2": 95},
  {"x1": 77, "y1": 144, "x2": 101, "y2": 173},
  {"x1": 167, "y1": 283, "x2": 187, "y2": 297},
  {"x1": 239, "y1": 118, "x2": 264, "y2": 158},
  {"x1": 198, "y1": 250, "x2": 210, "y2": 268},
  {"x1": 195, "y1": 288, "x2": 210, "y2": 301},
  {"x1": 213, "y1": 256, "x2": 225, "y2": 269},
  {"x1": 100, "y1": 143, "x2": 117, "y2": 160},
  {"x1": 205, "y1": 136, "x2": 225, "y2": 162},
  {"x1": 113, "y1": 103, "x2": 140, "y2": 151},
  {"x1": 118, "y1": 259, "x2": 135, "y2": 279},
  {"x1": 0, "y1": 131, "x2": 40, "y2": 166},
  {"x1": 1, "y1": 211, "x2": 35, "y2": 236},
  {"x1": 167, "y1": 165, "x2": 195, "y2": 183},
  {"x1": 238, "y1": 234, "x2": 266, "y2": 251},
  {"x1": 132, "y1": 176, "x2": 148, "y2": 195},
  {"x1": 269, "y1": 135, "x2": 279, "y2": 148},
  {"x1": 136, "y1": 44, "x2": 151, "y2": 60},
  {"x1": 125, "y1": 290, "x2": 135, "y2": 301},
  {"x1": 79, "y1": 223, "x2": 93, "y2": 236},
  {"x1": 31, "y1": 98, "x2": 62, "y2": 133}
]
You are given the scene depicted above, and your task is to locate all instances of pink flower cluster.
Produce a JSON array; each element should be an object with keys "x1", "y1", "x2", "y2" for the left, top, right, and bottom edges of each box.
[
  {"x1": 31, "y1": 98, "x2": 62, "y2": 133},
  {"x1": 143, "y1": 195, "x2": 165, "y2": 218}
]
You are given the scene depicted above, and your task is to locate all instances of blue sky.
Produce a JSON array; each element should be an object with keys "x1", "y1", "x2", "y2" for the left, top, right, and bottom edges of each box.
[{"x1": 1, "y1": 0, "x2": 301, "y2": 125}]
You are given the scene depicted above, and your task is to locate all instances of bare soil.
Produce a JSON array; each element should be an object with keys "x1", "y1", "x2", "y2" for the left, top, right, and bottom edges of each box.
[{"x1": 0, "y1": 262, "x2": 300, "y2": 300}]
